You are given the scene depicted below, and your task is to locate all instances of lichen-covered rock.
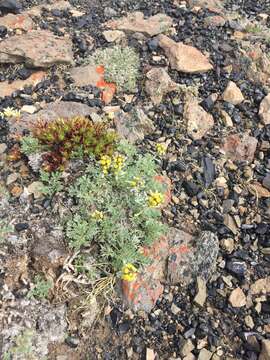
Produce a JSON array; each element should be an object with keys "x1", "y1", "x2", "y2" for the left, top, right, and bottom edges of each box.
[
  {"x1": 222, "y1": 133, "x2": 258, "y2": 163},
  {"x1": 193, "y1": 231, "x2": 219, "y2": 281},
  {"x1": 1, "y1": 299, "x2": 67, "y2": 359},
  {"x1": 145, "y1": 67, "x2": 178, "y2": 105},
  {"x1": 114, "y1": 108, "x2": 155, "y2": 143},
  {"x1": 167, "y1": 228, "x2": 195, "y2": 285},
  {"x1": 121, "y1": 235, "x2": 169, "y2": 312},
  {"x1": 9, "y1": 101, "x2": 96, "y2": 135}
]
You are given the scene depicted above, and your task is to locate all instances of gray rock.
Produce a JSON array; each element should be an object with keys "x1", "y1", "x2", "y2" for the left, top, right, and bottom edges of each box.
[
  {"x1": 9, "y1": 101, "x2": 96, "y2": 135},
  {"x1": 114, "y1": 108, "x2": 155, "y2": 144},
  {"x1": 1, "y1": 299, "x2": 67, "y2": 358},
  {"x1": 193, "y1": 231, "x2": 219, "y2": 281}
]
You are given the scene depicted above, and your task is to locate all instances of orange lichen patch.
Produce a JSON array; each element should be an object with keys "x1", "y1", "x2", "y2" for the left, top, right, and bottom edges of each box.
[
  {"x1": 96, "y1": 65, "x2": 105, "y2": 74},
  {"x1": 172, "y1": 244, "x2": 190, "y2": 255},
  {"x1": 95, "y1": 65, "x2": 116, "y2": 104}
]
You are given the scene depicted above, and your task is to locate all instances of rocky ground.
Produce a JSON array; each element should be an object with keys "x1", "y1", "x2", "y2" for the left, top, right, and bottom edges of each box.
[{"x1": 0, "y1": 0, "x2": 270, "y2": 359}]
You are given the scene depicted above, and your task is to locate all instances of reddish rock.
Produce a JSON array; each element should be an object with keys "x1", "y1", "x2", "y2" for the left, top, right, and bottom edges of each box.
[
  {"x1": 259, "y1": 93, "x2": 270, "y2": 125},
  {"x1": 157, "y1": 35, "x2": 213, "y2": 74},
  {"x1": 106, "y1": 12, "x2": 173, "y2": 37},
  {"x1": 0, "y1": 13, "x2": 34, "y2": 31},
  {"x1": 0, "y1": 71, "x2": 46, "y2": 98},
  {"x1": 0, "y1": 30, "x2": 73, "y2": 68},
  {"x1": 70, "y1": 64, "x2": 116, "y2": 104},
  {"x1": 184, "y1": 97, "x2": 214, "y2": 140},
  {"x1": 222, "y1": 133, "x2": 258, "y2": 163},
  {"x1": 122, "y1": 228, "x2": 194, "y2": 312},
  {"x1": 145, "y1": 67, "x2": 177, "y2": 105},
  {"x1": 167, "y1": 228, "x2": 194, "y2": 285},
  {"x1": 154, "y1": 174, "x2": 171, "y2": 208},
  {"x1": 246, "y1": 46, "x2": 270, "y2": 86},
  {"x1": 122, "y1": 235, "x2": 169, "y2": 312}
]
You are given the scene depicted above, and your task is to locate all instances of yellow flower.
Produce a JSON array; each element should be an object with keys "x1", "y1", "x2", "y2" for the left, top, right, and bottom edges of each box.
[
  {"x1": 100, "y1": 155, "x2": 112, "y2": 174},
  {"x1": 148, "y1": 191, "x2": 164, "y2": 207},
  {"x1": 91, "y1": 210, "x2": 104, "y2": 221},
  {"x1": 107, "y1": 112, "x2": 115, "y2": 120},
  {"x1": 121, "y1": 263, "x2": 138, "y2": 282},
  {"x1": 0, "y1": 107, "x2": 21, "y2": 118},
  {"x1": 112, "y1": 153, "x2": 125, "y2": 173},
  {"x1": 156, "y1": 143, "x2": 166, "y2": 156},
  {"x1": 129, "y1": 176, "x2": 143, "y2": 189}
]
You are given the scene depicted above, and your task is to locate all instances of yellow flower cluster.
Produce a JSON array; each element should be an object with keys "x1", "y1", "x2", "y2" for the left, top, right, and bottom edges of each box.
[
  {"x1": 100, "y1": 155, "x2": 112, "y2": 174},
  {"x1": 156, "y1": 143, "x2": 166, "y2": 156},
  {"x1": 99, "y1": 153, "x2": 125, "y2": 175},
  {"x1": 121, "y1": 263, "x2": 138, "y2": 282},
  {"x1": 129, "y1": 176, "x2": 144, "y2": 189},
  {"x1": 148, "y1": 191, "x2": 164, "y2": 207},
  {"x1": 91, "y1": 210, "x2": 104, "y2": 221},
  {"x1": 112, "y1": 153, "x2": 125, "y2": 173},
  {"x1": 0, "y1": 107, "x2": 21, "y2": 119}
]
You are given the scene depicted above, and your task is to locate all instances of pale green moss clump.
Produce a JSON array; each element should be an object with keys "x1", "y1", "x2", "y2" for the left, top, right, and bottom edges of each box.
[{"x1": 92, "y1": 46, "x2": 140, "y2": 92}]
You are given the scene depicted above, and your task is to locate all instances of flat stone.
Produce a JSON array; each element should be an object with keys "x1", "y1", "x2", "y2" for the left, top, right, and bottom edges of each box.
[
  {"x1": 187, "y1": 0, "x2": 224, "y2": 13},
  {"x1": 259, "y1": 94, "x2": 270, "y2": 125},
  {"x1": 9, "y1": 101, "x2": 96, "y2": 135},
  {"x1": 106, "y1": 11, "x2": 173, "y2": 36},
  {"x1": 25, "y1": 0, "x2": 72, "y2": 17},
  {"x1": 0, "y1": 13, "x2": 33, "y2": 30},
  {"x1": 229, "y1": 287, "x2": 246, "y2": 307},
  {"x1": 246, "y1": 46, "x2": 270, "y2": 86},
  {"x1": 222, "y1": 133, "x2": 258, "y2": 163},
  {"x1": 0, "y1": 71, "x2": 46, "y2": 98},
  {"x1": 194, "y1": 277, "x2": 207, "y2": 306},
  {"x1": 157, "y1": 34, "x2": 213, "y2": 73},
  {"x1": 103, "y1": 30, "x2": 125, "y2": 42},
  {"x1": 70, "y1": 64, "x2": 116, "y2": 104},
  {"x1": 21, "y1": 105, "x2": 37, "y2": 114},
  {"x1": 114, "y1": 108, "x2": 155, "y2": 143},
  {"x1": 145, "y1": 67, "x2": 178, "y2": 105},
  {"x1": 0, "y1": 30, "x2": 73, "y2": 68},
  {"x1": 184, "y1": 97, "x2": 214, "y2": 140},
  {"x1": 222, "y1": 81, "x2": 244, "y2": 105}
]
